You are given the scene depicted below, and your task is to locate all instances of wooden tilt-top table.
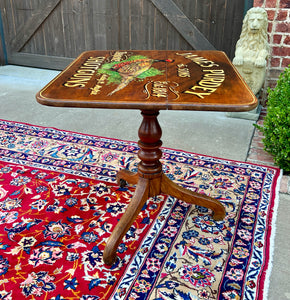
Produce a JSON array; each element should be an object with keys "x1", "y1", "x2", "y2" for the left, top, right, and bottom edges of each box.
[{"x1": 36, "y1": 50, "x2": 257, "y2": 265}]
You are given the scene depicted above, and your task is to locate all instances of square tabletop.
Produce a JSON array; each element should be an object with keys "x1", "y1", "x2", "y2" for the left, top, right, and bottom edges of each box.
[{"x1": 36, "y1": 50, "x2": 257, "y2": 112}]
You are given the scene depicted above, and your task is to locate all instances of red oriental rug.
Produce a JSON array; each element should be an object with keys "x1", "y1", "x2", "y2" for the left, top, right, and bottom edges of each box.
[{"x1": 0, "y1": 120, "x2": 281, "y2": 300}]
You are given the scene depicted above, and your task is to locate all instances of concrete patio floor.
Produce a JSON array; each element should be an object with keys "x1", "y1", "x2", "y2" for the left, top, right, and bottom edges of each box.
[{"x1": 0, "y1": 65, "x2": 289, "y2": 299}]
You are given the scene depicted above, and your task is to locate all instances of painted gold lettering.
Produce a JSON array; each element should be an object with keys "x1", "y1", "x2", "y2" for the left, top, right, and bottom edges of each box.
[
  {"x1": 203, "y1": 69, "x2": 225, "y2": 74},
  {"x1": 83, "y1": 63, "x2": 101, "y2": 67},
  {"x1": 88, "y1": 56, "x2": 106, "y2": 62},
  {"x1": 77, "y1": 70, "x2": 95, "y2": 74},
  {"x1": 64, "y1": 56, "x2": 105, "y2": 88},
  {"x1": 98, "y1": 74, "x2": 108, "y2": 85},
  {"x1": 201, "y1": 78, "x2": 225, "y2": 83},
  {"x1": 203, "y1": 75, "x2": 225, "y2": 80},
  {"x1": 184, "y1": 90, "x2": 211, "y2": 98},
  {"x1": 152, "y1": 87, "x2": 167, "y2": 98},
  {"x1": 90, "y1": 85, "x2": 102, "y2": 95},
  {"x1": 199, "y1": 62, "x2": 219, "y2": 68},
  {"x1": 184, "y1": 85, "x2": 217, "y2": 97},
  {"x1": 64, "y1": 82, "x2": 85, "y2": 88},
  {"x1": 152, "y1": 81, "x2": 168, "y2": 98},
  {"x1": 199, "y1": 81, "x2": 222, "y2": 88},
  {"x1": 176, "y1": 53, "x2": 219, "y2": 68},
  {"x1": 191, "y1": 86, "x2": 217, "y2": 93},
  {"x1": 177, "y1": 64, "x2": 190, "y2": 77},
  {"x1": 112, "y1": 51, "x2": 127, "y2": 62},
  {"x1": 179, "y1": 69, "x2": 190, "y2": 77},
  {"x1": 66, "y1": 78, "x2": 90, "y2": 83}
]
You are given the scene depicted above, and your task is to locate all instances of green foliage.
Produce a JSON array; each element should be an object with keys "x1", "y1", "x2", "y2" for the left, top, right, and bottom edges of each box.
[
  {"x1": 255, "y1": 65, "x2": 290, "y2": 171},
  {"x1": 98, "y1": 63, "x2": 122, "y2": 84}
]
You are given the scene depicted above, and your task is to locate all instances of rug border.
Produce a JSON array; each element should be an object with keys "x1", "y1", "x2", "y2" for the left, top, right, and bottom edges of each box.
[
  {"x1": 0, "y1": 118, "x2": 280, "y2": 172},
  {"x1": 259, "y1": 168, "x2": 282, "y2": 300}
]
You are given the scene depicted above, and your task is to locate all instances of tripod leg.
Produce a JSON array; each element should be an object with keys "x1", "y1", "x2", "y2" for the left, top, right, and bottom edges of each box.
[
  {"x1": 161, "y1": 174, "x2": 226, "y2": 221},
  {"x1": 103, "y1": 177, "x2": 149, "y2": 265},
  {"x1": 116, "y1": 169, "x2": 139, "y2": 186}
]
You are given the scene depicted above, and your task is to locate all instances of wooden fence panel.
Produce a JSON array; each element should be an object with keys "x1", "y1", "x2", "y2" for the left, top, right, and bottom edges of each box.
[
  {"x1": 151, "y1": 0, "x2": 215, "y2": 50},
  {"x1": 0, "y1": 0, "x2": 246, "y2": 69}
]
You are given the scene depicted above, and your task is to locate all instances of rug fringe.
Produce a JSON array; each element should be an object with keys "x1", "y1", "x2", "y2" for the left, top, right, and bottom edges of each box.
[{"x1": 262, "y1": 168, "x2": 283, "y2": 300}]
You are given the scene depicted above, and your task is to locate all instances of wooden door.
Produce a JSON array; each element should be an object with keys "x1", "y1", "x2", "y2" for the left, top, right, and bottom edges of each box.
[{"x1": 0, "y1": 0, "x2": 246, "y2": 70}]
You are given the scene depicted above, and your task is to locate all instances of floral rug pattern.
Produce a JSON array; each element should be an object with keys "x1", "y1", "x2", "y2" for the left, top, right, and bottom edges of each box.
[{"x1": 0, "y1": 120, "x2": 281, "y2": 299}]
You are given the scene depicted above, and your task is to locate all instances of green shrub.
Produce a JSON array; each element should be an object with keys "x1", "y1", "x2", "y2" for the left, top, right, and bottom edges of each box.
[{"x1": 255, "y1": 65, "x2": 290, "y2": 171}]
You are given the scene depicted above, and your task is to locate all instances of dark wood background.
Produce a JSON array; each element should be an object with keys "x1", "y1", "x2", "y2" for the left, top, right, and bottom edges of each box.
[{"x1": 0, "y1": 0, "x2": 249, "y2": 70}]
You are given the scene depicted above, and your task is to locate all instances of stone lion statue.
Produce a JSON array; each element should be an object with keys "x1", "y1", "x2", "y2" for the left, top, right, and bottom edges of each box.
[{"x1": 233, "y1": 7, "x2": 269, "y2": 95}]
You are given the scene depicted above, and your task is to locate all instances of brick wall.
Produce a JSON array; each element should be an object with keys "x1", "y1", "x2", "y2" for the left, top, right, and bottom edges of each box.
[{"x1": 254, "y1": 0, "x2": 290, "y2": 92}]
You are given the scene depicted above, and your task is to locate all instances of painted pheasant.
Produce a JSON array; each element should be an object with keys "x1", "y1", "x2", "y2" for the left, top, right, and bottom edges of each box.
[{"x1": 108, "y1": 58, "x2": 173, "y2": 95}]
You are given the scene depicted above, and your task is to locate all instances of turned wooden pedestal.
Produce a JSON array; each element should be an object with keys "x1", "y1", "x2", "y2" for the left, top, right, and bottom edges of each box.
[{"x1": 103, "y1": 110, "x2": 226, "y2": 265}]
